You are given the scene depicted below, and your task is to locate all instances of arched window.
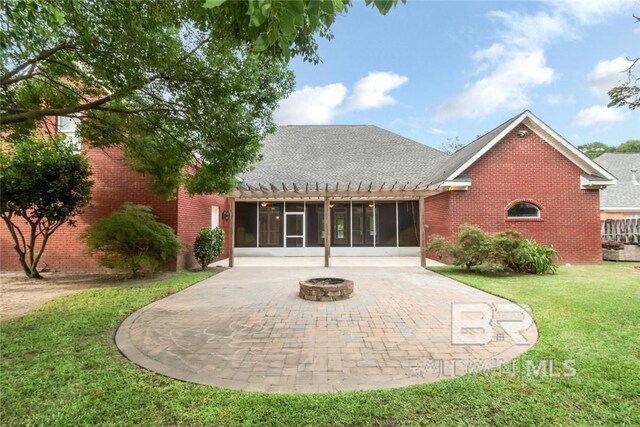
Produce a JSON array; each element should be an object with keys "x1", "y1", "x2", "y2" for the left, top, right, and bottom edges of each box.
[{"x1": 507, "y1": 202, "x2": 540, "y2": 218}]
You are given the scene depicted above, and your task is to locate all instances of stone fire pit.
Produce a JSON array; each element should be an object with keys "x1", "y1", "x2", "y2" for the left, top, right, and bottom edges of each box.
[{"x1": 299, "y1": 277, "x2": 354, "y2": 301}]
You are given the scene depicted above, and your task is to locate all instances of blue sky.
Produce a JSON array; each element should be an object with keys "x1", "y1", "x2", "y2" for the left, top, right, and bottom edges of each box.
[{"x1": 274, "y1": 0, "x2": 640, "y2": 150}]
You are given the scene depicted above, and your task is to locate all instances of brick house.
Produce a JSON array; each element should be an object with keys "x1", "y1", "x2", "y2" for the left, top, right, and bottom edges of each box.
[
  {"x1": 0, "y1": 110, "x2": 616, "y2": 271},
  {"x1": 0, "y1": 120, "x2": 231, "y2": 272}
]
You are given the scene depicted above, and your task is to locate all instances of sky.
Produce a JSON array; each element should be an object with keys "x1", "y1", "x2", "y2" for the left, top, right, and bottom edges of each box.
[{"x1": 273, "y1": 0, "x2": 640, "y2": 150}]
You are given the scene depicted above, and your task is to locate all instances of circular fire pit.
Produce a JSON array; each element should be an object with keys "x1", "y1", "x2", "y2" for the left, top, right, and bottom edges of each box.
[{"x1": 299, "y1": 277, "x2": 354, "y2": 301}]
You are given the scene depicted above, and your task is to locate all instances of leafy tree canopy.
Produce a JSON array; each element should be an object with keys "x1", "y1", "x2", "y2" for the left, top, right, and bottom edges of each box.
[
  {"x1": 578, "y1": 139, "x2": 640, "y2": 159},
  {"x1": 0, "y1": 133, "x2": 93, "y2": 278},
  {"x1": 578, "y1": 142, "x2": 615, "y2": 159},
  {"x1": 616, "y1": 139, "x2": 640, "y2": 153},
  {"x1": 1, "y1": 0, "x2": 404, "y2": 198}
]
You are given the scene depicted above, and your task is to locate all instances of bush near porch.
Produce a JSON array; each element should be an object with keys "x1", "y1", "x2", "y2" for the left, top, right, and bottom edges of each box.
[
  {"x1": 428, "y1": 225, "x2": 557, "y2": 274},
  {"x1": 1, "y1": 263, "x2": 639, "y2": 425}
]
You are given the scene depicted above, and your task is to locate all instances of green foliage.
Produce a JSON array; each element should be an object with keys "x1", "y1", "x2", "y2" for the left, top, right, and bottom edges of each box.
[
  {"x1": 578, "y1": 142, "x2": 615, "y2": 159},
  {"x1": 204, "y1": 0, "x2": 406, "y2": 62},
  {"x1": 579, "y1": 139, "x2": 640, "y2": 159},
  {"x1": 428, "y1": 225, "x2": 557, "y2": 274},
  {"x1": 1, "y1": 0, "x2": 405, "y2": 198},
  {"x1": 194, "y1": 227, "x2": 225, "y2": 270},
  {"x1": 0, "y1": 133, "x2": 92, "y2": 278},
  {"x1": 518, "y1": 240, "x2": 557, "y2": 274},
  {"x1": 1, "y1": 0, "x2": 294, "y2": 198},
  {"x1": 491, "y1": 230, "x2": 526, "y2": 272},
  {"x1": 83, "y1": 204, "x2": 182, "y2": 275},
  {"x1": 616, "y1": 139, "x2": 640, "y2": 153},
  {"x1": 450, "y1": 225, "x2": 492, "y2": 270}
]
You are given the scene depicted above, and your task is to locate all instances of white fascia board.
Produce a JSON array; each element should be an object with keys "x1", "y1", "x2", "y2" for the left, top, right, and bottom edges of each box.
[{"x1": 445, "y1": 111, "x2": 618, "y2": 184}]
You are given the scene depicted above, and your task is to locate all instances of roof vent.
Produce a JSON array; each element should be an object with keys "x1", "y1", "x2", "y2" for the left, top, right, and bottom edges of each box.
[{"x1": 632, "y1": 168, "x2": 639, "y2": 185}]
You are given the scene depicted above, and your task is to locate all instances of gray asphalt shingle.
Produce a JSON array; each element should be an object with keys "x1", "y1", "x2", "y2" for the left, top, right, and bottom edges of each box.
[
  {"x1": 594, "y1": 153, "x2": 640, "y2": 208},
  {"x1": 238, "y1": 125, "x2": 449, "y2": 187}
]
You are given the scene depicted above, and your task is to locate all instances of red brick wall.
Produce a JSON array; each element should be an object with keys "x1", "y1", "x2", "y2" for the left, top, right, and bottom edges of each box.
[
  {"x1": 424, "y1": 124, "x2": 602, "y2": 264},
  {"x1": 175, "y1": 189, "x2": 230, "y2": 270},
  {"x1": 0, "y1": 145, "x2": 221, "y2": 272}
]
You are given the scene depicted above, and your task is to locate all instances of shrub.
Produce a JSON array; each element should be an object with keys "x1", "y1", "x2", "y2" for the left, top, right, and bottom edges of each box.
[
  {"x1": 426, "y1": 234, "x2": 451, "y2": 260},
  {"x1": 194, "y1": 227, "x2": 225, "y2": 270},
  {"x1": 450, "y1": 225, "x2": 492, "y2": 270},
  {"x1": 516, "y1": 240, "x2": 557, "y2": 274},
  {"x1": 428, "y1": 225, "x2": 557, "y2": 274},
  {"x1": 491, "y1": 230, "x2": 526, "y2": 272},
  {"x1": 83, "y1": 204, "x2": 182, "y2": 275}
]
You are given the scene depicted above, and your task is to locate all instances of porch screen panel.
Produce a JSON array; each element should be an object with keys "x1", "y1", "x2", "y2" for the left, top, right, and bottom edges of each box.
[
  {"x1": 376, "y1": 201, "x2": 397, "y2": 246},
  {"x1": 258, "y1": 202, "x2": 283, "y2": 247},
  {"x1": 305, "y1": 202, "x2": 324, "y2": 247},
  {"x1": 352, "y1": 202, "x2": 374, "y2": 247},
  {"x1": 398, "y1": 200, "x2": 420, "y2": 246},
  {"x1": 235, "y1": 202, "x2": 257, "y2": 247}
]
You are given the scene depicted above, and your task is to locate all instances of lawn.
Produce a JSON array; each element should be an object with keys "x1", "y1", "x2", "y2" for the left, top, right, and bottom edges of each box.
[{"x1": 1, "y1": 263, "x2": 639, "y2": 426}]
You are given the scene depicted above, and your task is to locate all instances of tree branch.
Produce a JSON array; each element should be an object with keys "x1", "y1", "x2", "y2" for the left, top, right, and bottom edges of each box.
[
  {"x1": 1, "y1": 95, "x2": 112, "y2": 124},
  {"x1": 0, "y1": 42, "x2": 75, "y2": 86}
]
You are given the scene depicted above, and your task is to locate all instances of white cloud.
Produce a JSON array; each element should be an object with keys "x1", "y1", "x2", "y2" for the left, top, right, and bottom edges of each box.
[
  {"x1": 489, "y1": 10, "x2": 569, "y2": 48},
  {"x1": 434, "y1": 0, "x2": 635, "y2": 121},
  {"x1": 347, "y1": 72, "x2": 408, "y2": 110},
  {"x1": 428, "y1": 127, "x2": 454, "y2": 135},
  {"x1": 435, "y1": 50, "x2": 554, "y2": 120},
  {"x1": 553, "y1": 0, "x2": 637, "y2": 24},
  {"x1": 546, "y1": 93, "x2": 575, "y2": 104},
  {"x1": 572, "y1": 105, "x2": 624, "y2": 126},
  {"x1": 273, "y1": 83, "x2": 347, "y2": 125},
  {"x1": 274, "y1": 71, "x2": 408, "y2": 125},
  {"x1": 587, "y1": 56, "x2": 631, "y2": 96}
]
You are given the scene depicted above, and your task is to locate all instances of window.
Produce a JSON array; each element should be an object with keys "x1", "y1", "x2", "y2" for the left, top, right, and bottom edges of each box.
[
  {"x1": 57, "y1": 116, "x2": 80, "y2": 148},
  {"x1": 507, "y1": 202, "x2": 540, "y2": 218},
  {"x1": 211, "y1": 206, "x2": 219, "y2": 229}
]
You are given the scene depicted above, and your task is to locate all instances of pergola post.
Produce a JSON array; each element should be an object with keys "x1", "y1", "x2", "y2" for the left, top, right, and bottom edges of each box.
[
  {"x1": 419, "y1": 196, "x2": 426, "y2": 268},
  {"x1": 229, "y1": 197, "x2": 235, "y2": 268},
  {"x1": 324, "y1": 196, "x2": 331, "y2": 267}
]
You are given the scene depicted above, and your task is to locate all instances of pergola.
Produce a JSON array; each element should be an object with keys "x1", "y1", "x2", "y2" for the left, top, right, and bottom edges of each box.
[{"x1": 228, "y1": 180, "x2": 443, "y2": 268}]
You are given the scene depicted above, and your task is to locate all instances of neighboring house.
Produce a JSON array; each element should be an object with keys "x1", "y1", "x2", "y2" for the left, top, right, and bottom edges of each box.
[
  {"x1": 594, "y1": 153, "x2": 640, "y2": 220},
  {"x1": 0, "y1": 110, "x2": 616, "y2": 272},
  {"x1": 0, "y1": 117, "x2": 230, "y2": 273}
]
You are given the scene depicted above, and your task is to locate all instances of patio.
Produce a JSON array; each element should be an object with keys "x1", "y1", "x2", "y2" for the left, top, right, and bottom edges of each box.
[{"x1": 115, "y1": 267, "x2": 538, "y2": 393}]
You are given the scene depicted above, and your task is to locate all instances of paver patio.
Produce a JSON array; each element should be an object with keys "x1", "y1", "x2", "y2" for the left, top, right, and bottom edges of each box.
[{"x1": 115, "y1": 267, "x2": 538, "y2": 393}]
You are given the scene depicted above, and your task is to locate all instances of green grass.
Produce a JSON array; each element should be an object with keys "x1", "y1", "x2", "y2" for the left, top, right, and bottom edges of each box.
[{"x1": 1, "y1": 264, "x2": 639, "y2": 426}]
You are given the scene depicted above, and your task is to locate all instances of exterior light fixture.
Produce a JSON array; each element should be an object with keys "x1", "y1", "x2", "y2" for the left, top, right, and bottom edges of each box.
[
  {"x1": 260, "y1": 201, "x2": 268, "y2": 207},
  {"x1": 222, "y1": 210, "x2": 230, "y2": 221}
]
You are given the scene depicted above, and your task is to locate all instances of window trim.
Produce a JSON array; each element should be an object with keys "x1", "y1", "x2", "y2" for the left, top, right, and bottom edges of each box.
[{"x1": 506, "y1": 201, "x2": 541, "y2": 220}]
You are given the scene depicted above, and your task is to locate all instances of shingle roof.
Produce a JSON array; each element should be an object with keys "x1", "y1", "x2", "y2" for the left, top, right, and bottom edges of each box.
[
  {"x1": 430, "y1": 112, "x2": 522, "y2": 183},
  {"x1": 594, "y1": 153, "x2": 640, "y2": 208},
  {"x1": 238, "y1": 125, "x2": 449, "y2": 188}
]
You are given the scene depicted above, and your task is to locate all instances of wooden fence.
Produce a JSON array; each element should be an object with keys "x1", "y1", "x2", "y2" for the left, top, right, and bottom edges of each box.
[{"x1": 601, "y1": 218, "x2": 640, "y2": 244}]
